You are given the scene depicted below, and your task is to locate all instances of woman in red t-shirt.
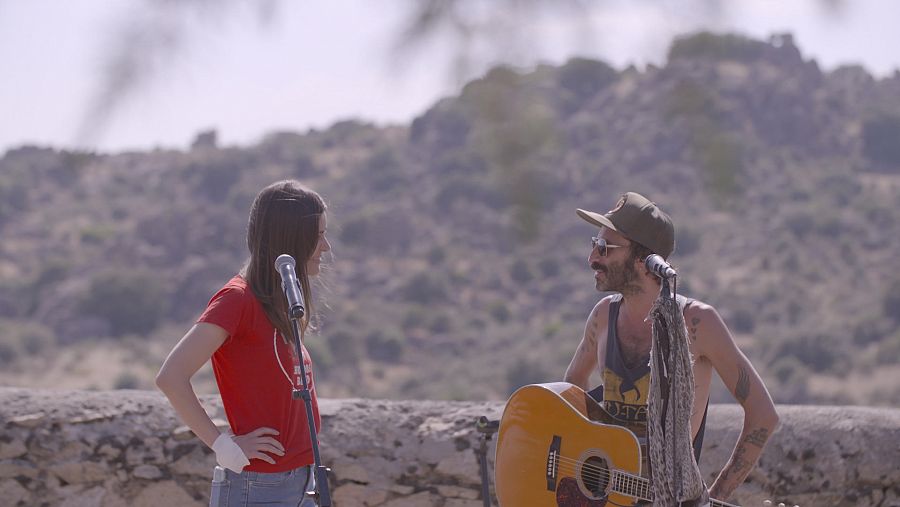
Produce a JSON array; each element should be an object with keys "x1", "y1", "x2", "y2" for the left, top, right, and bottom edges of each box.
[{"x1": 156, "y1": 180, "x2": 330, "y2": 506}]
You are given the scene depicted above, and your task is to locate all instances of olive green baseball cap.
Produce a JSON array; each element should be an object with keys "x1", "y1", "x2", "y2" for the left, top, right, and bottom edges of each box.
[{"x1": 577, "y1": 191, "x2": 675, "y2": 259}]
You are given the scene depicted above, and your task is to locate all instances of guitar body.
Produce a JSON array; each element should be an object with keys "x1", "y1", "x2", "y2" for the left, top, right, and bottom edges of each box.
[{"x1": 495, "y1": 383, "x2": 643, "y2": 507}]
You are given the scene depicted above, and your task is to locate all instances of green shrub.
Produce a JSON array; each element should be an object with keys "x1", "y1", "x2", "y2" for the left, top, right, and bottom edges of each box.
[
  {"x1": 505, "y1": 357, "x2": 551, "y2": 395},
  {"x1": 327, "y1": 329, "x2": 360, "y2": 363},
  {"x1": 557, "y1": 58, "x2": 618, "y2": 115},
  {"x1": 435, "y1": 176, "x2": 507, "y2": 210},
  {"x1": 0, "y1": 320, "x2": 55, "y2": 359},
  {"x1": 730, "y1": 308, "x2": 756, "y2": 334},
  {"x1": 338, "y1": 215, "x2": 369, "y2": 246},
  {"x1": 696, "y1": 132, "x2": 743, "y2": 204},
  {"x1": 538, "y1": 258, "x2": 560, "y2": 277},
  {"x1": 400, "y1": 272, "x2": 449, "y2": 304},
  {"x1": 304, "y1": 337, "x2": 334, "y2": 377},
  {"x1": 667, "y1": 81, "x2": 744, "y2": 206},
  {"x1": 665, "y1": 80, "x2": 717, "y2": 119},
  {"x1": 862, "y1": 114, "x2": 900, "y2": 167},
  {"x1": 461, "y1": 66, "x2": 522, "y2": 110},
  {"x1": 542, "y1": 321, "x2": 562, "y2": 339},
  {"x1": 0, "y1": 177, "x2": 28, "y2": 225},
  {"x1": 80, "y1": 225, "x2": 115, "y2": 245},
  {"x1": 884, "y1": 279, "x2": 900, "y2": 322},
  {"x1": 409, "y1": 103, "x2": 471, "y2": 150},
  {"x1": 429, "y1": 313, "x2": 452, "y2": 334},
  {"x1": 782, "y1": 209, "x2": 814, "y2": 239},
  {"x1": 24, "y1": 259, "x2": 71, "y2": 316},
  {"x1": 852, "y1": 316, "x2": 891, "y2": 346},
  {"x1": 510, "y1": 259, "x2": 533, "y2": 284},
  {"x1": 668, "y1": 32, "x2": 769, "y2": 63},
  {"x1": 114, "y1": 372, "x2": 141, "y2": 390},
  {"x1": 427, "y1": 246, "x2": 446, "y2": 265},
  {"x1": 488, "y1": 300, "x2": 511, "y2": 324},
  {"x1": 775, "y1": 334, "x2": 839, "y2": 373},
  {"x1": 364, "y1": 148, "x2": 405, "y2": 192},
  {"x1": 191, "y1": 155, "x2": 245, "y2": 201},
  {"x1": 365, "y1": 330, "x2": 405, "y2": 363},
  {"x1": 57, "y1": 151, "x2": 94, "y2": 184},
  {"x1": 675, "y1": 227, "x2": 701, "y2": 257},
  {"x1": 0, "y1": 341, "x2": 17, "y2": 365},
  {"x1": 770, "y1": 356, "x2": 808, "y2": 385},
  {"x1": 18, "y1": 323, "x2": 55, "y2": 355},
  {"x1": 875, "y1": 331, "x2": 900, "y2": 366},
  {"x1": 78, "y1": 270, "x2": 168, "y2": 337},
  {"x1": 402, "y1": 307, "x2": 426, "y2": 330}
]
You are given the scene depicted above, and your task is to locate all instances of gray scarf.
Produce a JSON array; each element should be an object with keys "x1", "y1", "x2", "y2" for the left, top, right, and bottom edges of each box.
[{"x1": 647, "y1": 290, "x2": 709, "y2": 506}]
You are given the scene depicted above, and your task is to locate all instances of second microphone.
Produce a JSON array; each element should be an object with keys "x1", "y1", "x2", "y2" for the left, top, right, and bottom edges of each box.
[{"x1": 275, "y1": 254, "x2": 306, "y2": 319}]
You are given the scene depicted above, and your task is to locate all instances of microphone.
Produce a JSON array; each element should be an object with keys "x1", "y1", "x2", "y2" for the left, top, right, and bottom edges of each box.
[
  {"x1": 645, "y1": 254, "x2": 677, "y2": 279},
  {"x1": 275, "y1": 254, "x2": 305, "y2": 319}
]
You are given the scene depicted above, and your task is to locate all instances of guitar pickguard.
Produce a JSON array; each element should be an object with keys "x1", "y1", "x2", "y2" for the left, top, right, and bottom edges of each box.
[{"x1": 555, "y1": 477, "x2": 607, "y2": 507}]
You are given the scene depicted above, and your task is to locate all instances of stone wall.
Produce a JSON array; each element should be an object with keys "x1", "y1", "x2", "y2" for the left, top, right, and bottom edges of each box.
[{"x1": 0, "y1": 388, "x2": 897, "y2": 507}]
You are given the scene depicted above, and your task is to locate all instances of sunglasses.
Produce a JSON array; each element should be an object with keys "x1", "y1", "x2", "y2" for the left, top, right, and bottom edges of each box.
[{"x1": 591, "y1": 236, "x2": 625, "y2": 257}]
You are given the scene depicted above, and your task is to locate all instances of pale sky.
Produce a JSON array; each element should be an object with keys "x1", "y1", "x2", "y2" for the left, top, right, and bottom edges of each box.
[{"x1": 1, "y1": 0, "x2": 898, "y2": 154}]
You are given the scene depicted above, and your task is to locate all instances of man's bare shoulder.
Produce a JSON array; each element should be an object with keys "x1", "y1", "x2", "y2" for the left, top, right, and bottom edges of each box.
[
  {"x1": 683, "y1": 299, "x2": 734, "y2": 352},
  {"x1": 683, "y1": 298, "x2": 716, "y2": 319},
  {"x1": 585, "y1": 294, "x2": 617, "y2": 344},
  {"x1": 590, "y1": 294, "x2": 619, "y2": 321}
]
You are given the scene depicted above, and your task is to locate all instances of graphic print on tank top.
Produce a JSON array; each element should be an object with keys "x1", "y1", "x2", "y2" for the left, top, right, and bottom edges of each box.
[{"x1": 601, "y1": 295, "x2": 651, "y2": 437}]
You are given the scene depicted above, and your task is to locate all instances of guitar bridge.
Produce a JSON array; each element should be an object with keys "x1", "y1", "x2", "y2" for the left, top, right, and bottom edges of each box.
[{"x1": 546, "y1": 435, "x2": 561, "y2": 491}]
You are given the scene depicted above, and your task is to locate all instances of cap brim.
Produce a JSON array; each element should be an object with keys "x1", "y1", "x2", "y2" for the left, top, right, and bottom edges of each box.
[{"x1": 576, "y1": 209, "x2": 617, "y2": 231}]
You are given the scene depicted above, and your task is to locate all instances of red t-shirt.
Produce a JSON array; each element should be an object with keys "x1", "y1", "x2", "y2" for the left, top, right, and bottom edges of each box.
[{"x1": 198, "y1": 275, "x2": 321, "y2": 473}]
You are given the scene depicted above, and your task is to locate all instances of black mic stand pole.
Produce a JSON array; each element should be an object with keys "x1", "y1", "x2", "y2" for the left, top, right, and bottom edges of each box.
[{"x1": 287, "y1": 304, "x2": 332, "y2": 506}]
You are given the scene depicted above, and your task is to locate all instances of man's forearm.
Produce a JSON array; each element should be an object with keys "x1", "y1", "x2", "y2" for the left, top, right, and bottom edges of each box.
[{"x1": 709, "y1": 425, "x2": 771, "y2": 500}]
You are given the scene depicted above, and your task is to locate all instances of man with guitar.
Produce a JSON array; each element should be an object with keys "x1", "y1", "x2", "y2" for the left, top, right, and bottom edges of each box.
[{"x1": 563, "y1": 192, "x2": 779, "y2": 504}]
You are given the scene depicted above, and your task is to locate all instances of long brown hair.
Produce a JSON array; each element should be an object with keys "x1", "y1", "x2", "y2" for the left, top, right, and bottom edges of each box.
[{"x1": 240, "y1": 180, "x2": 325, "y2": 341}]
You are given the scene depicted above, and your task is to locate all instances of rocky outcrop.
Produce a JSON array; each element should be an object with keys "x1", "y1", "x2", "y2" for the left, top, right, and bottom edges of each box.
[{"x1": 0, "y1": 388, "x2": 898, "y2": 506}]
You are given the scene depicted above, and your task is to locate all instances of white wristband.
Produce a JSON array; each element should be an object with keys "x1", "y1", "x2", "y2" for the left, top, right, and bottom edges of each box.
[{"x1": 212, "y1": 432, "x2": 250, "y2": 473}]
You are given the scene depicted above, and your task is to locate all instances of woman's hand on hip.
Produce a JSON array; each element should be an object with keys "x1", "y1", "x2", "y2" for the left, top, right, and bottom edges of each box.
[{"x1": 233, "y1": 427, "x2": 286, "y2": 464}]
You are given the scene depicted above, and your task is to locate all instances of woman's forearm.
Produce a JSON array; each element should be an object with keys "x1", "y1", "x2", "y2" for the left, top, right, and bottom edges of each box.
[{"x1": 157, "y1": 377, "x2": 222, "y2": 448}]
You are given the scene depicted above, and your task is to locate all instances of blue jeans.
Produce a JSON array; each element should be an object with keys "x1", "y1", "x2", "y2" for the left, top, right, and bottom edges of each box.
[{"x1": 209, "y1": 465, "x2": 317, "y2": 507}]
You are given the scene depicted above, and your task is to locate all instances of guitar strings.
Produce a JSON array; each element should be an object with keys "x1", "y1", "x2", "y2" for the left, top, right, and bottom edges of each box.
[
  {"x1": 554, "y1": 457, "x2": 730, "y2": 507},
  {"x1": 552, "y1": 455, "x2": 649, "y2": 496},
  {"x1": 554, "y1": 465, "x2": 650, "y2": 501},
  {"x1": 553, "y1": 465, "x2": 650, "y2": 501}
]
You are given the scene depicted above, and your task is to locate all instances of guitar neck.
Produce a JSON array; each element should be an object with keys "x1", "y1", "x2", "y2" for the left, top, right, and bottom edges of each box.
[{"x1": 610, "y1": 470, "x2": 737, "y2": 507}]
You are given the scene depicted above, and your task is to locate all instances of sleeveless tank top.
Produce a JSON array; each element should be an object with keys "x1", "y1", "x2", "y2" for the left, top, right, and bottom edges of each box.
[{"x1": 597, "y1": 294, "x2": 708, "y2": 464}]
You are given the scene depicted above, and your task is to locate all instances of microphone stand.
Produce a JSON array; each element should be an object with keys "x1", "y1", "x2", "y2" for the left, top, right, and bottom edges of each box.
[
  {"x1": 287, "y1": 304, "x2": 332, "y2": 506},
  {"x1": 475, "y1": 416, "x2": 500, "y2": 507}
]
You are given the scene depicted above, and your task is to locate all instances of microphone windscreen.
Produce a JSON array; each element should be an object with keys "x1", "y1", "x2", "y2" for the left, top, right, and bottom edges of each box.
[{"x1": 275, "y1": 254, "x2": 296, "y2": 270}]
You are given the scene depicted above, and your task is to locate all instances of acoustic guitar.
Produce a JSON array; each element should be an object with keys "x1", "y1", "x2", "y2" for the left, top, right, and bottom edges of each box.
[{"x1": 494, "y1": 382, "x2": 739, "y2": 507}]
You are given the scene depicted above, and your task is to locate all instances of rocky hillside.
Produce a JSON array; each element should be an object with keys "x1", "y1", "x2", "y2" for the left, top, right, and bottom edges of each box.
[{"x1": 1, "y1": 32, "x2": 899, "y2": 404}]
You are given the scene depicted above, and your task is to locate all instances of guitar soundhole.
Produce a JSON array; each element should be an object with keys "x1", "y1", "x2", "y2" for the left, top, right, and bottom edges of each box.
[{"x1": 580, "y1": 456, "x2": 610, "y2": 498}]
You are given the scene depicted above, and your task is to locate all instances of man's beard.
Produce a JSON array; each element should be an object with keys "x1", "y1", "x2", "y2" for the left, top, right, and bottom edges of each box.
[{"x1": 595, "y1": 259, "x2": 642, "y2": 296}]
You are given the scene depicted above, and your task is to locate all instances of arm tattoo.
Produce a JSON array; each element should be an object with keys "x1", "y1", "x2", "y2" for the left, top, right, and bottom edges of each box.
[
  {"x1": 711, "y1": 429, "x2": 769, "y2": 498},
  {"x1": 590, "y1": 313, "x2": 600, "y2": 336},
  {"x1": 729, "y1": 444, "x2": 752, "y2": 475},
  {"x1": 689, "y1": 317, "x2": 700, "y2": 342},
  {"x1": 711, "y1": 442, "x2": 752, "y2": 498},
  {"x1": 744, "y1": 428, "x2": 769, "y2": 448},
  {"x1": 734, "y1": 366, "x2": 750, "y2": 403}
]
